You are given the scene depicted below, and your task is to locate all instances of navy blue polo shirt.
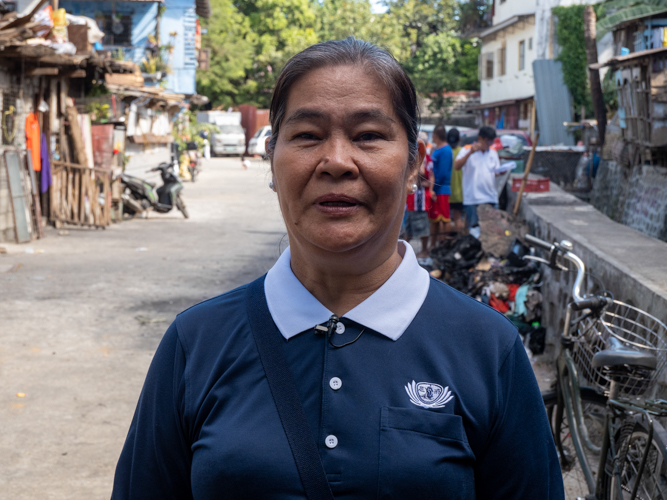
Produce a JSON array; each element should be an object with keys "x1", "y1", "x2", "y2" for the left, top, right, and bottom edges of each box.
[{"x1": 112, "y1": 243, "x2": 563, "y2": 499}]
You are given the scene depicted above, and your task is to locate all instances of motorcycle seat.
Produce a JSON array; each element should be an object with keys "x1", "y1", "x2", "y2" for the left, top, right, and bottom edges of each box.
[{"x1": 592, "y1": 337, "x2": 657, "y2": 370}]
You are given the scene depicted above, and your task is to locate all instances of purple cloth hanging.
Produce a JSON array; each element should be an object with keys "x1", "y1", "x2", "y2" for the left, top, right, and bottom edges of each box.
[{"x1": 40, "y1": 133, "x2": 51, "y2": 193}]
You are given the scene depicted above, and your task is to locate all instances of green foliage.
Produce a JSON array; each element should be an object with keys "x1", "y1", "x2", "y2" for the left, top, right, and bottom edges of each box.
[
  {"x1": 173, "y1": 110, "x2": 220, "y2": 151},
  {"x1": 553, "y1": 5, "x2": 591, "y2": 118},
  {"x1": 85, "y1": 103, "x2": 111, "y2": 123},
  {"x1": 197, "y1": 0, "x2": 483, "y2": 109}
]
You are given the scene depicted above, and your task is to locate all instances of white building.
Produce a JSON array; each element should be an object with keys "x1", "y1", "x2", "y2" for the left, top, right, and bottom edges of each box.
[{"x1": 477, "y1": 0, "x2": 607, "y2": 132}]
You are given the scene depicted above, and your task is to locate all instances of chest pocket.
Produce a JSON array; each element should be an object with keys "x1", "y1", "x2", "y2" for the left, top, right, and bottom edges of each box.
[{"x1": 378, "y1": 407, "x2": 476, "y2": 500}]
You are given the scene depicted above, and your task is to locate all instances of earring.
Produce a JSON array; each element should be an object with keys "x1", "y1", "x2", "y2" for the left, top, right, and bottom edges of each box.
[
  {"x1": 269, "y1": 181, "x2": 276, "y2": 191},
  {"x1": 410, "y1": 183, "x2": 418, "y2": 194}
]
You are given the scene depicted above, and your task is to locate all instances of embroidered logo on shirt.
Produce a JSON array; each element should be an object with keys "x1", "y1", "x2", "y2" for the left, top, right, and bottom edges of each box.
[{"x1": 405, "y1": 380, "x2": 454, "y2": 409}]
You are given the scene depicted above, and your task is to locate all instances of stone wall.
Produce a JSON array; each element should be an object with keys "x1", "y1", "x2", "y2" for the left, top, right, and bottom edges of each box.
[
  {"x1": 508, "y1": 179, "x2": 667, "y2": 368},
  {"x1": 591, "y1": 160, "x2": 667, "y2": 242}
]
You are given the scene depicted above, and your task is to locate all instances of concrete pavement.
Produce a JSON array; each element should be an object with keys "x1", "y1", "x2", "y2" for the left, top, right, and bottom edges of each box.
[{"x1": 0, "y1": 157, "x2": 285, "y2": 499}]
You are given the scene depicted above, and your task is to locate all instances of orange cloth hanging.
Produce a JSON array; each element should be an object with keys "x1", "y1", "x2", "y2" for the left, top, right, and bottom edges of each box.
[{"x1": 25, "y1": 112, "x2": 41, "y2": 171}]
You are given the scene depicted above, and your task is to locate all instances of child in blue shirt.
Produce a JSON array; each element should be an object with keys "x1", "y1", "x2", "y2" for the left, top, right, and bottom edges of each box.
[{"x1": 428, "y1": 125, "x2": 453, "y2": 246}]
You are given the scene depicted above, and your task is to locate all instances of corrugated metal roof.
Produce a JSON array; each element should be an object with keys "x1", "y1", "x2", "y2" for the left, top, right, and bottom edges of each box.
[
  {"x1": 532, "y1": 59, "x2": 574, "y2": 146},
  {"x1": 590, "y1": 45, "x2": 667, "y2": 70}
]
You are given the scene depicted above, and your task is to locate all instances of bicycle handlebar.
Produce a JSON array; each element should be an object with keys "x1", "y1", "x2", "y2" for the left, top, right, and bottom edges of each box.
[
  {"x1": 525, "y1": 234, "x2": 587, "y2": 303},
  {"x1": 524, "y1": 234, "x2": 552, "y2": 251},
  {"x1": 570, "y1": 296, "x2": 608, "y2": 311}
]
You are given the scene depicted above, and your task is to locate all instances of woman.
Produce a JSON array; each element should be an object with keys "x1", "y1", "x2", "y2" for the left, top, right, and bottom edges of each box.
[{"x1": 112, "y1": 39, "x2": 563, "y2": 499}]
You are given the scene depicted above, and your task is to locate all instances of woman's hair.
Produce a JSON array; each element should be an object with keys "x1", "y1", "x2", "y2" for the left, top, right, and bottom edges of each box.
[{"x1": 267, "y1": 38, "x2": 420, "y2": 167}]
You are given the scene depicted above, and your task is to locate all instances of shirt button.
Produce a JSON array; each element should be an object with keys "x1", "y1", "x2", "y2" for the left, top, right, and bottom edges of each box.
[
  {"x1": 329, "y1": 377, "x2": 342, "y2": 390},
  {"x1": 335, "y1": 322, "x2": 345, "y2": 334},
  {"x1": 325, "y1": 435, "x2": 338, "y2": 449}
]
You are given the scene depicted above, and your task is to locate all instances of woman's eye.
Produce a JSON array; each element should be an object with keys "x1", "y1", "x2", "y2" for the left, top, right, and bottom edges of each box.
[
  {"x1": 295, "y1": 132, "x2": 319, "y2": 140},
  {"x1": 357, "y1": 132, "x2": 382, "y2": 142}
]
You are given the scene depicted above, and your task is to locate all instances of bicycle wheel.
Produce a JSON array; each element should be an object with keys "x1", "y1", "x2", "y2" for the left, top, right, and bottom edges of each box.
[
  {"x1": 603, "y1": 416, "x2": 667, "y2": 499},
  {"x1": 543, "y1": 388, "x2": 607, "y2": 499}
]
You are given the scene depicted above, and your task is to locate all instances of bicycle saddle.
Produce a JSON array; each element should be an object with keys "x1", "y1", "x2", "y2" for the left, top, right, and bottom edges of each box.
[{"x1": 592, "y1": 337, "x2": 657, "y2": 370}]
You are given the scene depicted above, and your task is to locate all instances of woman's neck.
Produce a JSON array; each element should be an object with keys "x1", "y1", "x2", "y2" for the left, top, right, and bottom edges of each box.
[{"x1": 289, "y1": 239, "x2": 404, "y2": 317}]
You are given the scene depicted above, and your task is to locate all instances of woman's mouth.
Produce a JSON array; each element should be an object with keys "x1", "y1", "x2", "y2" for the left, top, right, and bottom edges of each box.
[{"x1": 315, "y1": 195, "x2": 362, "y2": 216}]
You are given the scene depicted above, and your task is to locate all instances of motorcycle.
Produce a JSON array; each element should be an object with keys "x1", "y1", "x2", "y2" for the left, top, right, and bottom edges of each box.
[
  {"x1": 121, "y1": 162, "x2": 189, "y2": 219},
  {"x1": 188, "y1": 150, "x2": 201, "y2": 182},
  {"x1": 185, "y1": 141, "x2": 200, "y2": 182}
]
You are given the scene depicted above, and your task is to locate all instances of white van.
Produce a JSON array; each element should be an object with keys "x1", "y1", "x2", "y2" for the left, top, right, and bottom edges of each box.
[{"x1": 247, "y1": 126, "x2": 271, "y2": 156}]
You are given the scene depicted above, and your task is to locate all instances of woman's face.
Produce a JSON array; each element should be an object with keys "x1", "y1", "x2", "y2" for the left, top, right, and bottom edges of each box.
[{"x1": 271, "y1": 64, "x2": 420, "y2": 256}]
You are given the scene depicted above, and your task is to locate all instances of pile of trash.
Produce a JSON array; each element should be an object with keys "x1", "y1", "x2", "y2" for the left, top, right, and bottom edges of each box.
[{"x1": 427, "y1": 207, "x2": 546, "y2": 356}]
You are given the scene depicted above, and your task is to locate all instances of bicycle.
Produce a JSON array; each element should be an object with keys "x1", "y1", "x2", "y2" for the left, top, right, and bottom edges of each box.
[{"x1": 524, "y1": 234, "x2": 667, "y2": 500}]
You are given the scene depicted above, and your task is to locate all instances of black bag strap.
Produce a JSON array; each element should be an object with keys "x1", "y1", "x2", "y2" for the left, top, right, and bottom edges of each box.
[{"x1": 246, "y1": 276, "x2": 335, "y2": 500}]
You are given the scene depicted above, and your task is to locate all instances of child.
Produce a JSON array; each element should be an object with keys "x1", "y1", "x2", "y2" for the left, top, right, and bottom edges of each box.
[
  {"x1": 428, "y1": 125, "x2": 453, "y2": 246},
  {"x1": 447, "y1": 128, "x2": 465, "y2": 233},
  {"x1": 405, "y1": 146, "x2": 432, "y2": 258}
]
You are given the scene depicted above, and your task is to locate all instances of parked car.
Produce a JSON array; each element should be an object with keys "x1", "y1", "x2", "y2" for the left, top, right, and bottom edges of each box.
[
  {"x1": 248, "y1": 126, "x2": 271, "y2": 156},
  {"x1": 497, "y1": 129, "x2": 533, "y2": 148},
  {"x1": 212, "y1": 124, "x2": 246, "y2": 156}
]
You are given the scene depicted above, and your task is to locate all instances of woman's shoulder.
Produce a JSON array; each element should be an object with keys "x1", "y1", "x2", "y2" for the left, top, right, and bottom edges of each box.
[
  {"x1": 424, "y1": 277, "x2": 519, "y2": 360},
  {"x1": 173, "y1": 283, "x2": 252, "y2": 353}
]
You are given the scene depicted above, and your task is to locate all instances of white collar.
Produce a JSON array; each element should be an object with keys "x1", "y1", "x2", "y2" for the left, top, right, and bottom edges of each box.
[{"x1": 264, "y1": 241, "x2": 431, "y2": 341}]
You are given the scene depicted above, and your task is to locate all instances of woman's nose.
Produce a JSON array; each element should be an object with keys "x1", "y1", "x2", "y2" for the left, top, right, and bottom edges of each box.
[{"x1": 315, "y1": 136, "x2": 359, "y2": 180}]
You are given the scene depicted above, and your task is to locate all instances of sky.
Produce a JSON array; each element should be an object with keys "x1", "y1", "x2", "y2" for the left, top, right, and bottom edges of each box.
[{"x1": 370, "y1": 0, "x2": 388, "y2": 14}]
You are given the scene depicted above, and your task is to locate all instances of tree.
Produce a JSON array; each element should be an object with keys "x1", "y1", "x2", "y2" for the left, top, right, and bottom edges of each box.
[
  {"x1": 196, "y1": 0, "x2": 255, "y2": 108},
  {"x1": 197, "y1": 0, "x2": 482, "y2": 109},
  {"x1": 584, "y1": 5, "x2": 606, "y2": 145}
]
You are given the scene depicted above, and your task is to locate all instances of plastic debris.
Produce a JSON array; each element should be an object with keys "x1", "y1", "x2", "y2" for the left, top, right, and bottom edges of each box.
[
  {"x1": 136, "y1": 247, "x2": 148, "y2": 252},
  {"x1": 16, "y1": 393, "x2": 25, "y2": 398}
]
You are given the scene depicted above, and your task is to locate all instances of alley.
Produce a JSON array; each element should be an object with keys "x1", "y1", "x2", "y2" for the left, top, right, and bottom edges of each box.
[{"x1": 0, "y1": 157, "x2": 285, "y2": 499}]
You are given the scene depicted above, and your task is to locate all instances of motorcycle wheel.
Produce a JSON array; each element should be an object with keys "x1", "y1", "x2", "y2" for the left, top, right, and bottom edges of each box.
[
  {"x1": 176, "y1": 194, "x2": 189, "y2": 219},
  {"x1": 189, "y1": 166, "x2": 197, "y2": 182}
]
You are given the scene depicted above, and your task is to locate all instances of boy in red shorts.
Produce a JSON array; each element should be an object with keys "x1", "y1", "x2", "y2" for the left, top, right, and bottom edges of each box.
[{"x1": 428, "y1": 125, "x2": 453, "y2": 246}]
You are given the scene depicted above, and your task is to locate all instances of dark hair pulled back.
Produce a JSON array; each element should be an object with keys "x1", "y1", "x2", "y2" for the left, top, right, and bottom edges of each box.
[{"x1": 267, "y1": 38, "x2": 420, "y2": 167}]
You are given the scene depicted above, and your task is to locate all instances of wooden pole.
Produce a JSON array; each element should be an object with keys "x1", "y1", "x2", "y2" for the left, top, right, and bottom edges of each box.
[
  {"x1": 65, "y1": 105, "x2": 89, "y2": 167},
  {"x1": 513, "y1": 132, "x2": 540, "y2": 216}
]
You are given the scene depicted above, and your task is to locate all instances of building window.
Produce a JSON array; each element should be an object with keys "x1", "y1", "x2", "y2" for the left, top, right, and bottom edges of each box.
[
  {"x1": 497, "y1": 44, "x2": 506, "y2": 76},
  {"x1": 519, "y1": 40, "x2": 526, "y2": 71},
  {"x1": 528, "y1": 37, "x2": 533, "y2": 50},
  {"x1": 479, "y1": 52, "x2": 495, "y2": 80}
]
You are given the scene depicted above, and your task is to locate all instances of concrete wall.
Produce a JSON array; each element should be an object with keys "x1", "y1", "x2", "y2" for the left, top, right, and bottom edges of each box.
[
  {"x1": 160, "y1": 0, "x2": 197, "y2": 95},
  {"x1": 493, "y1": 0, "x2": 536, "y2": 25},
  {"x1": 480, "y1": 20, "x2": 536, "y2": 105},
  {"x1": 591, "y1": 160, "x2": 667, "y2": 242},
  {"x1": 509, "y1": 179, "x2": 667, "y2": 363},
  {"x1": 61, "y1": 0, "x2": 158, "y2": 67}
]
